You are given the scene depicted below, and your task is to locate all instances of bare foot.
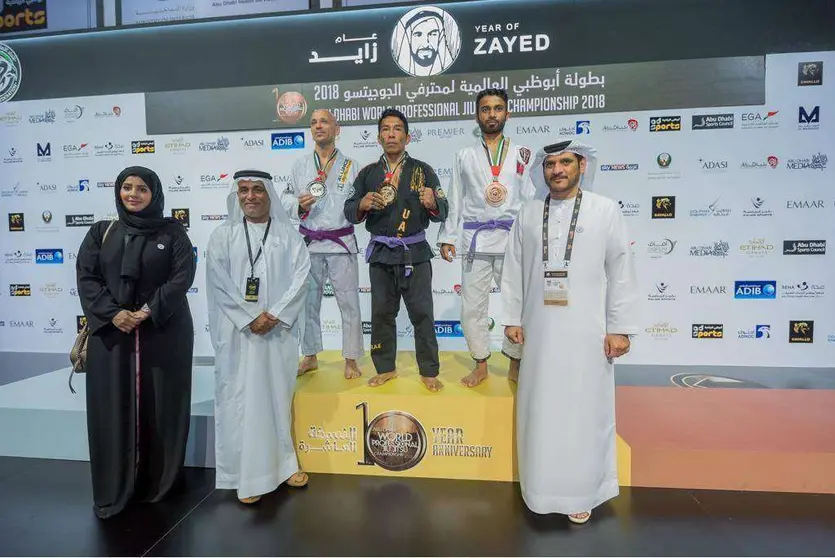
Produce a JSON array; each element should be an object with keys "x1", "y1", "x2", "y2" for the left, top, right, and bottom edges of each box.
[
  {"x1": 508, "y1": 359, "x2": 520, "y2": 383},
  {"x1": 297, "y1": 355, "x2": 318, "y2": 377},
  {"x1": 461, "y1": 362, "x2": 489, "y2": 388},
  {"x1": 286, "y1": 471, "x2": 309, "y2": 488},
  {"x1": 368, "y1": 371, "x2": 397, "y2": 387},
  {"x1": 421, "y1": 376, "x2": 444, "y2": 392},
  {"x1": 344, "y1": 359, "x2": 362, "y2": 380}
]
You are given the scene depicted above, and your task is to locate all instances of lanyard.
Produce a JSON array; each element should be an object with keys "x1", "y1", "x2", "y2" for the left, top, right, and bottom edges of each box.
[
  {"x1": 382, "y1": 153, "x2": 407, "y2": 182},
  {"x1": 243, "y1": 217, "x2": 272, "y2": 277},
  {"x1": 314, "y1": 149, "x2": 338, "y2": 181},
  {"x1": 542, "y1": 189, "x2": 582, "y2": 265},
  {"x1": 481, "y1": 136, "x2": 507, "y2": 181}
]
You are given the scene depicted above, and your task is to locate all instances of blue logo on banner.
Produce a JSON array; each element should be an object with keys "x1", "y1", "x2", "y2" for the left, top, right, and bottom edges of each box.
[
  {"x1": 35, "y1": 249, "x2": 64, "y2": 264},
  {"x1": 271, "y1": 132, "x2": 305, "y2": 150},
  {"x1": 434, "y1": 320, "x2": 464, "y2": 337},
  {"x1": 734, "y1": 281, "x2": 776, "y2": 299},
  {"x1": 192, "y1": 246, "x2": 198, "y2": 264},
  {"x1": 756, "y1": 325, "x2": 771, "y2": 338}
]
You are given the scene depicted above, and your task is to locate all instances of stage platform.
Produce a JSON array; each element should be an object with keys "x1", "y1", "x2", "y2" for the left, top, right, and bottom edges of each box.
[{"x1": 1, "y1": 350, "x2": 834, "y2": 494}]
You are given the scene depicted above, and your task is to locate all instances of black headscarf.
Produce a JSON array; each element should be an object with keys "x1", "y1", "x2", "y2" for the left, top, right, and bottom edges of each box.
[{"x1": 114, "y1": 166, "x2": 175, "y2": 306}]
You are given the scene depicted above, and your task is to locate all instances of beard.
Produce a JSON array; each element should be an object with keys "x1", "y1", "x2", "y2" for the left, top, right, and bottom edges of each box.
[
  {"x1": 478, "y1": 117, "x2": 506, "y2": 135},
  {"x1": 412, "y1": 47, "x2": 438, "y2": 68}
]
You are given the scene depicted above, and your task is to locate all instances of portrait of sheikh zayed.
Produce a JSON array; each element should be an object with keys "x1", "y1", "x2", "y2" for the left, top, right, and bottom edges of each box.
[{"x1": 390, "y1": 6, "x2": 461, "y2": 77}]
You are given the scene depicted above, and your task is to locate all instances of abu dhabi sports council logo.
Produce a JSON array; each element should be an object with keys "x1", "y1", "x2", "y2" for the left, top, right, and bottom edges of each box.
[
  {"x1": 391, "y1": 6, "x2": 461, "y2": 77},
  {"x1": 0, "y1": 43, "x2": 22, "y2": 103}
]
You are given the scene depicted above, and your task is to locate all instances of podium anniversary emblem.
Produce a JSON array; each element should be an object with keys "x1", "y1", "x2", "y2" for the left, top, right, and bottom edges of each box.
[
  {"x1": 357, "y1": 404, "x2": 427, "y2": 471},
  {"x1": 0, "y1": 43, "x2": 22, "y2": 103}
]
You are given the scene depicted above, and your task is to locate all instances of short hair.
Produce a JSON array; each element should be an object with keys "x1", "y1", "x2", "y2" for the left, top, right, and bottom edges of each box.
[
  {"x1": 378, "y1": 108, "x2": 409, "y2": 135},
  {"x1": 476, "y1": 88, "x2": 509, "y2": 109}
]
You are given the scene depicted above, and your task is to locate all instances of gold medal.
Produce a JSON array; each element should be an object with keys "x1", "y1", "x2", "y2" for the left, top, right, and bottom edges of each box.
[
  {"x1": 307, "y1": 179, "x2": 327, "y2": 199},
  {"x1": 378, "y1": 182, "x2": 397, "y2": 207},
  {"x1": 485, "y1": 181, "x2": 508, "y2": 207}
]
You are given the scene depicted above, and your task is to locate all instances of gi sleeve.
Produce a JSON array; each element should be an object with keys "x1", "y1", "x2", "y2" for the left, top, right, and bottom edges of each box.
[
  {"x1": 422, "y1": 164, "x2": 448, "y2": 223},
  {"x1": 76, "y1": 221, "x2": 123, "y2": 334}
]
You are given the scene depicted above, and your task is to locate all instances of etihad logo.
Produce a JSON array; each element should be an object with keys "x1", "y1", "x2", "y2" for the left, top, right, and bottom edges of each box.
[
  {"x1": 645, "y1": 321, "x2": 678, "y2": 340},
  {"x1": 738, "y1": 238, "x2": 774, "y2": 258},
  {"x1": 789, "y1": 320, "x2": 814, "y2": 343}
]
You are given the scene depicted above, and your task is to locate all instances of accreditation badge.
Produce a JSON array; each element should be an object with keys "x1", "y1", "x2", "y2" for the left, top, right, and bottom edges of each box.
[
  {"x1": 543, "y1": 264, "x2": 569, "y2": 306},
  {"x1": 245, "y1": 277, "x2": 260, "y2": 303}
]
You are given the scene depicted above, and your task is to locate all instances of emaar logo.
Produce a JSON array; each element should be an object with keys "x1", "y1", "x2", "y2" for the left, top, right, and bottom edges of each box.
[
  {"x1": 271, "y1": 132, "x2": 305, "y2": 150},
  {"x1": 734, "y1": 280, "x2": 776, "y2": 299},
  {"x1": 35, "y1": 249, "x2": 64, "y2": 264},
  {"x1": 434, "y1": 320, "x2": 463, "y2": 337}
]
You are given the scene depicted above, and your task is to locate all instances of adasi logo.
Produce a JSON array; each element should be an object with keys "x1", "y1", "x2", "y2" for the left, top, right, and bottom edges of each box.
[
  {"x1": 0, "y1": 43, "x2": 22, "y2": 103},
  {"x1": 391, "y1": 6, "x2": 461, "y2": 77},
  {"x1": 692, "y1": 324, "x2": 723, "y2": 339},
  {"x1": 651, "y1": 196, "x2": 675, "y2": 219},
  {"x1": 789, "y1": 320, "x2": 813, "y2": 343},
  {"x1": 8, "y1": 212, "x2": 23, "y2": 231}
]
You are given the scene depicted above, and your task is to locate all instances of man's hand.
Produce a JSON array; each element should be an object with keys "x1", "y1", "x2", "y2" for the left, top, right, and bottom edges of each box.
[
  {"x1": 359, "y1": 191, "x2": 386, "y2": 213},
  {"x1": 112, "y1": 310, "x2": 141, "y2": 334},
  {"x1": 505, "y1": 326, "x2": 525, "y2": 345},
  {"x1": 250, "y1": 312, "x2": 281, "y2": 335},
  {"x1": 440, "y1": 243, "x2": 456, "y2": 262},
  {"x1": 131, "y1": 309, "x2": 151, "y2": 324},
  {"x1": 419, "y1": 187, "x2": 437, "y2": 210},
  {"x1": 604, "y1": 334, "x2": 630, "y2": 359},
  {"x1": 298, "y1": 194, "x2": 316, "y2": 212}
]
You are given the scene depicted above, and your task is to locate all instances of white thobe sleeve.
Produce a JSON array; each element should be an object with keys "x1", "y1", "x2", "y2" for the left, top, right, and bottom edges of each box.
[
  {"x1": 206, "y1": 229, "x2": 261, "y2": 332},
  {"x1": 280, "y1": 167, "x2": 302, "y2": 224},
  {"x1": 436, "y1": 151, "x2": 463, "y2": 247},
  {"x1": 604, "y1": 204, "x2": 640, "y2": 336},
  {"x1": 501, "y1": 214, "x2": 525, "y2": 327},
  {"x1": 266, "y1": 234, "x2": 311, "y2": 328},
  {"x1": 521, "y1": 165, "x2": 537, "y2": 201}
]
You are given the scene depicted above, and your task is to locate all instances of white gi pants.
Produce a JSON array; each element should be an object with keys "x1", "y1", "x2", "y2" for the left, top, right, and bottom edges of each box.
[
  {"x1": 461, "y1": 254, "x2": 523, "y2": 361},
  {"x1": 301, "y1": 253, "x2": 364, "y2": 360}
]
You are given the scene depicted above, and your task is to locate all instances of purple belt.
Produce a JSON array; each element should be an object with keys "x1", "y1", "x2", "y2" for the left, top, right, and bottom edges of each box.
[
  {"x1": 463, "y1": 219, "x2": 514, "y2": 262},
  {"x1": 299, "y1": 225, "x2": 355, "y2": 253},
  {"x1": 365, "y1": 231, "x2": 426, "y2": 277}
]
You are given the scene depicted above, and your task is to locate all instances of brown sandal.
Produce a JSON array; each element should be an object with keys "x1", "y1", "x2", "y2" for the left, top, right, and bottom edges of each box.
[
  {"x1": 238, "y1": 495, "x2": 262, "y2": 504},
  {"x1": 286, "y1": 471, "x2": 309, "y2": 487}
]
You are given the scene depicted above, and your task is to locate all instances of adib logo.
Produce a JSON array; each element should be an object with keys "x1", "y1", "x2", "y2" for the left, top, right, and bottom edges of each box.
[
  {"x1": 434, "y1": 320, "x2": 463, "y2": 337},
  {"x1": 271, "y1": 132, "x2": 305, "y2": 150},
  {"x1": 35, "y1": 249, "x2": 64, "y2": 264},
  {"x1": 734, "y1": 281, "x2": 777, "y2": 299}
]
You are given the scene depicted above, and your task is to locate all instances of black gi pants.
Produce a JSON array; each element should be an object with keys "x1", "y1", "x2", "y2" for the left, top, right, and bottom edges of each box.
[{"x1": 369, "y1": 261, "x2": 439, "y2": 377}]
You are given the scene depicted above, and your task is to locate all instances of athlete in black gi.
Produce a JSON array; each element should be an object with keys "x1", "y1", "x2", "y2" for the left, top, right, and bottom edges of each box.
[{"x1": 344, "y1": 108, "x2": 449, "y2": 392}]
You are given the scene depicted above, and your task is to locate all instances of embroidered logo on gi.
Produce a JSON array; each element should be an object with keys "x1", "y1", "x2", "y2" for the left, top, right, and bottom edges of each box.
[
  {"x1": 436, "y1": 187, "x2": 446, "y2": 199},
  {"x1": 519, "y1": 147, "x2": 531, "y2": 165},
  {"x1": 338, "y1": 159, "x2": 352, "y2": 187},
  {"x1": 157, "y1": 244, "x2": 165, "y2": 250},
  {"x1": 410, "y1": 166, "x2": 425, "y2": 192}
]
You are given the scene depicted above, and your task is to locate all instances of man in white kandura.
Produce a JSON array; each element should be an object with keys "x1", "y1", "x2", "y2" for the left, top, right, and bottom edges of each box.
[
  {"x1": 438, "y1": 88, "x2": 536, "y2": 387},
  {"x1": 207, "y1": 169, "x2": 312, "y2": 504},
  {"x1": 501, "y1": 140, "x2": 639, "y2": 524},
  {"x1": 282, "y1": 109, "x2": 364, "y2": 379}
]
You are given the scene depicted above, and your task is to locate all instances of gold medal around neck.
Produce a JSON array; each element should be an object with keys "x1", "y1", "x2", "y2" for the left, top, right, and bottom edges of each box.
[
  {"x1": 378, "y1": 182, "x2": 397, "y2": 207},
  {"x1": 307, "y1": 179, "x2": 327, "y2": 199},
  {"x1": 485, "y1": 181, "x2": 508, "y2": 207}
]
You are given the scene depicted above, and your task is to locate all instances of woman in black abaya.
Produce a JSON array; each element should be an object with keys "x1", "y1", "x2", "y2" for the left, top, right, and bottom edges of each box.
[{"x1": 76, "y1": 166, "x2": 196, "y2": 519}]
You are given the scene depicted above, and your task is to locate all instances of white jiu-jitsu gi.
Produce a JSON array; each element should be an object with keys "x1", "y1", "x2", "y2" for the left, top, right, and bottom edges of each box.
[
  {"x1": 207, "y1": 173, "x2": 310, "y2": 499},
  {"x1": 281, "y1": 151, "x2": 363, "y2": 360},
  {"x1": 501, "y1": 141, "x2": 639, "y2": 514},
  {"x1": 437, "y1": 137, "x2": 536, "y2": 361}
]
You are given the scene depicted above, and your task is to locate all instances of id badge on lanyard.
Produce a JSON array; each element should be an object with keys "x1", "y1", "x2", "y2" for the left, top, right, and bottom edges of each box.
[
  {"x1": 541, "y1": 191, "x2": 582, "y2": 306},
  {"x1": 243, "y1": 217, "x2": 272, "y2": 303}
]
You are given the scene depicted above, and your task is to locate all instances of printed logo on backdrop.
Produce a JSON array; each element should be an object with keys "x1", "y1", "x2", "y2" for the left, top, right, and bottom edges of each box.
[
  {"x1": 0, "y1": 108, "x2": 21, "y2": 125},
  {"x1": 1, "y1": 181, "x2": 26, "y2": 198},
  {"x1": 201, "y1": 214, "x2": 228, "y2": 221},
  {"x1": 199, "y1": 136, "x2": 230, "y2": 153},
  {"x1": 35, "y1": 248, "x2": 63, "y2": 264},
  {"x1": 690, "y1": 198, "x2": 731, "y2": 218},
  {"x1": 65, "y1": 214, "x2": 94, "y2": 227},
  {"x1": 43, "y1": 318, "x2": 62, "y2": 335},
  {"x1": 689, "y1": 240, "x2": 729, "y2": 258},
  {"x1": 649, "y1": 116, "x2": 681, "y2": 132},
  {"x1": 797, "y1": 61, "x2": 823, "y2": 86},
  {"x1": 689, "y1": 285, "x2": 728, "y2": 296},
  {"x1": 645, "y1": 321, "x2": 678, "y2": 341},
  {"x1": 734, "y1": 281, "x2": 776, "y2": 299},
  {"x1": 96, "y1": 181, "x2": 115, "y2": 190},
  {"x1": 172, "y1": 209, "x2": 190, "y2": 229},
  {"x1": 67, "y1": 179, "x2": 90, "y2": 193},
  {"x1": 698, "y1": 158, "x2": 729, "y2": 173},
  {"x1": 738, "y1": 238, "x2": 774, "y2": 258},
  {"x1": 618, "y1": 200, "x2": 640, "y2": 217},
  {"x1": 740, "y1": 110, "x2": 778, "y2": 130},
  {"x1": 36, "y1": 142, "x2": 51, "y2": 162},
  {"x1": 783, "y1": 240, "x2": 825, "y2": 255},
  {"x1": 271, "y1": 132, "x2": 305, "y2": 150},
  {"x1": 557, "y1": 121, "x2": 591, "y2": 137},
  {"x1": 353, "y1": 129, "x2": 379, "y2": 149},
  {"x1": 651, "y1": 196, "x2": 675, "y2": 219},
  {"x1": 95, "y1": 106, "x2": 121, "y2": 119},
  {"x1": 780, "y1": 281, "x2": 825, "y2": 299},
  {"x1": 786, "y1": 153, "x2": 827, "y2": 171},
  {"x1": 738, "y1": 324, "x2": 771, "y2": 340},
  {"x1": 798, "y1": 106, "x2": 820, "y2": 130},
  {"x1": 516, "y1": 125, "x2": 551, "y2": 135},
  {"x1": 786, "y1": 199, "x2": 824, "y2": 210},
  {"x1": 4, "y1": 250, "x2": 33, "y2": 264},
  {"x1": 28, "y1": 109, "x2": 55, "y2": 124},
  {"x1": 7, "y1": 212, "x2": 23, "y2": 231},
  {"x1": 602, "y1": 119, "x2": 638, "y2": 133},
  {"x1": 742, "y1": 197, "x2": 773, "y2": 218},
  {"x1": 3, "y1": 145, "x2": 22, "y2": 164},
  {"x1": 9, "y1": 283, "x2": 30, "y2": 296},
  {"x1": 200, "y1": 173, "x2": 230, "y2": 190},
  {"x1": 647, "y1": 238, "x2": 677, "y2": 259},
  {"x1": 165, "y1": 137, "x2": 192, "y2": 154},
  {"x1": 0, "y1": 43, "x2": 22, "y2": 102},
  {"x1": 647, "y1": 282, "x2": 676, "y2": 302},
  {"x1": 131, "y1": 140, "x2": 155, "y2": 154},
  {"x1": 789, "y1": 321, "x2": 814, "y2": 343},
  {"x1": 240, "y1": 136, "x2": 266, "y2": 150},
  {"x1": 692, "y1": 114, "x2": 734, "y2": 130},
  {"x1": 39, "y1": 283, "x2": 63, "y2": 299},
  {"x1": 0, "y1": 1, "x2": 47, "y2": 33},
  {"x1": 273, "y1": 89, "x2": 308, "y2": 125},
  {"x1": 63, "y1": 104, "x2": 83, "y2": 122},
  {"x1": 740, "y1": 155, "x2": 779, "y2": 170},
  {"x1": 602, "y1": 164, "x2": 639, "y2": 172},
  {"x1": 93, "y1": 142, "x2": 126, "y2": 157},
  {"x1": 391, "y1": 6, "x2": 462, "y2": 77},
  {"x1": 168, "y1": 175, "x2": 190, "y2": 193},
  {"x1": 38, "y1": 210, "x2": 59, "y2": 232},
  {"x1": 434, "y1": 321, "x2": 463, "y2": 337},
  {"x1": 62, "y1": 143, "x2": 90, "y2": 159},
  {"x1": 692, "y1": 324, "x2": 723, "y2": 339},
  {"x1": 649, "y1": 152, "x2": 680, "y2": 180}
]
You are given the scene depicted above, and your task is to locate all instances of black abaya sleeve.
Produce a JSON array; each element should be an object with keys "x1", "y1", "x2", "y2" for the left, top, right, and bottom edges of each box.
[
  {"x1": 77, "y1": 222, "x2": 123, "y2": 334},
  {"x1": 145, "y1": 225, "x2": 196, "y2": 327}
]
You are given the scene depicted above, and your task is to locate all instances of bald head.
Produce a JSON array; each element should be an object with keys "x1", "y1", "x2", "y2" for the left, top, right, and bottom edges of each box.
[{"x1": 310, "y1": 109, "x2": 340, "y2": 147}]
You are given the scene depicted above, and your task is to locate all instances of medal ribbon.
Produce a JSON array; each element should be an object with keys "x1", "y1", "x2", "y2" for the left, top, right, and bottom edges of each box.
[
  {"x1": 482, "y1": 136, "x2": 507, "y2": 182},
  {"x1": 542, "y1": 189, "x2": 583, "y2": 265},
  {"x1": 313, "y1": 149, "x2": 338, "y2": 181},
  {"x1": 382, "y1": 153, "x2": 407, "y2": 183}
]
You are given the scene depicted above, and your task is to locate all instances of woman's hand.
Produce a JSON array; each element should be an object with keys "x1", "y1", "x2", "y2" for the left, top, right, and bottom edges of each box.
[{"x1": 112, "y1": 310, "x2": 141, "y2": 334}]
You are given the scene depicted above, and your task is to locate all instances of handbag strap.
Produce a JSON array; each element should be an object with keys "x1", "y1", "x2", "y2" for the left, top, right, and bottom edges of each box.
[{"x1": 101, "y1": 219, "x2": 117, "y2": 245}]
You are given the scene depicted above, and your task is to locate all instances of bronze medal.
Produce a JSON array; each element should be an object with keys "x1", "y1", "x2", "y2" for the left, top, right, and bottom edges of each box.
[
  {"x1": 485, "y1": 181, "x2": 508, "y2": 207},
  {"x1": 378, "y1": 182, "x2": 397, "y2": 206}
]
